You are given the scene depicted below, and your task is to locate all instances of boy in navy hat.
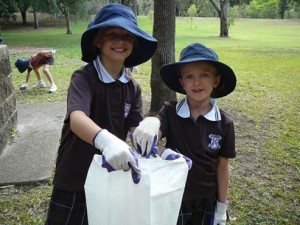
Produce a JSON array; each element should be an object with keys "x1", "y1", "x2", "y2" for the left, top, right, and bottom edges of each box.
[
  {"x1": 15, "y1": 49, "x2": 57, "y2": 93},
  {"x1": 45, "y1": 4, "x2": 157, "y2": 224},
  {"x1": 137, "y1": 43, "x2": 237, "y2": 225}
]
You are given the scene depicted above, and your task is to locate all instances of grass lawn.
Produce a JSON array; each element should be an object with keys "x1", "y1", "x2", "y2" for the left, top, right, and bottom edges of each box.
[{"x1": 1, "y1": 17, "x2": 300, "y2": 224}]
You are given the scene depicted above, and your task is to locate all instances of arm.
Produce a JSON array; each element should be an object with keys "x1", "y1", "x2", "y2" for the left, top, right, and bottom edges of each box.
[
  {"x1": 213, "y1": 157, "x2": 230, "y2": 225},
  {"x1": 71, "y1": 110, "x2": 140, "y2": 182},
  {"x1": 217, "y1": 157, "x2": 230, "y2": 203},
  {"x1": 25, "y1": 70, "x2": 31, "y2": 83},
  {"x1": 70, "y1": 110, "x2": 101, "y2": 145}
]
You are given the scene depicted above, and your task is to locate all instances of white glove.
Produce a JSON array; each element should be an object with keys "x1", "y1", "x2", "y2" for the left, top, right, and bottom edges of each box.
[
  {"x1": 161, "y1": 148, "x2": 192, "y2": 169},
  {"x1": 213, "y1": 201, "x2": 228, "y2": 225},
  {"x1": 132, "y1": 117, "x2": 160, "y2": 158},
  {"x1": 51, "y1": 48, "x2": 56, "y2": 54},
  {"x1": 94, "y1": 129, "x2": 140, "y2": 174}
]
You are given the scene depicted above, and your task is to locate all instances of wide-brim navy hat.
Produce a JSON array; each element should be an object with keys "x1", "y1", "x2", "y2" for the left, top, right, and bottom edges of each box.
[
  {"x1": 160, "y1": 43, "x2": 236, "y2": 98},
  {"x1": 81, "y1": 3, "x2": 158, "y2": 67},
  {"x1": 15, "y1": 59, "x2": 29, "y2": 73}
]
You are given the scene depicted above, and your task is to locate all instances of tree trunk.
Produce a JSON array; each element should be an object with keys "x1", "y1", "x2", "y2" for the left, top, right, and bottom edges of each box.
[
  {"x1": 219, "y1": 0, "x2": 228, "y2": 37},
  {"x1": 132, "y1": 0, "x2": 138, "y2": 16},
  {"x1": 33, "y1": 11, "x2": 39, "y2": 30},
  {"x1": 21, "y1": 10, "x2": 27, "y2": 25},
  {"x1": 150, "y1": 0, "x2": 176, "y2": 115},
  {"x1": 64, "y1": 10, "x2": 72, "y2": 34}
]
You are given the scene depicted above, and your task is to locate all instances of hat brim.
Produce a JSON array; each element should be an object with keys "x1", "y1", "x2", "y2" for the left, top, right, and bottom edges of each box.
[
  {"x1": 160, "y1": 58, "x2": 236, "y2": 98},
  {"x1": 81, "y1": 18, "x2": 157, "y2": 67}
]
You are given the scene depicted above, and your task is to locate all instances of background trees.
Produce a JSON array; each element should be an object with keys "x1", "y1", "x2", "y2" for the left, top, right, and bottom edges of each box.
[
  {"x1": 3, "y1": 0, "x2": 299, "y2": 31},
  {"x1": 0, "y1": 0, "x2": 17, "y2": 25},
  {"x1": 1, "y1": 0, "x2": 299, "y2": 112}
]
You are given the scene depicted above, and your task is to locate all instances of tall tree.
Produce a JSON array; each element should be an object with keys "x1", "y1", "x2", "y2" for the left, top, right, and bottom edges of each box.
[
  {"x1": 209, "y1": 0, "x2": 229, "y2": 37},
  {"x1": 31, "y1": 0, "x2": 58, "y2": 29},
  {"x1": 55, "y1": 0, "x2": 85, "y2": 34},
  {"x1": 150, "y1": 0, "x2": 176, "y2": 114},
  {"x1": 278, "y1": 0, "x2": 292, "y2": 18},
  {"x1": 13, "y1": 0, "x2": 31, "y2": 24},
  {"x1": 56, "y1": 0, "x2": 73, "y2": 34},
  {"x1": 31, "y1": 0, "x2": 41, "y2": 29}
]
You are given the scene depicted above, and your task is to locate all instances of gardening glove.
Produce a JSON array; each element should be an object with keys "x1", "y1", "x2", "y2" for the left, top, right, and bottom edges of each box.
[
  {"x1": 129, "y1": 132, "x2": 158, "y2": 157},
  {"x1": 212, "y1": 201, "x2": 228, "y2": 225},
  {"x1": 160, "y1": 148, "x2": 192, "y2": 170},
  {"x1": 94, "y1": 129, "x2": 141, "y2": 184},
  {"x1": 132, "y1": 117, "x2": 160, "y2": 158}
]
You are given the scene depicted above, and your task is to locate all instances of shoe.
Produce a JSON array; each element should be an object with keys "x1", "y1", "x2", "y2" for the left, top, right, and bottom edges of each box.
[
  {"x1": 19, "y1": 83, "x2": 28, "y2": 91},
  {"x1": 49, "y1": 83, "x2": 57, "y2": 93},
  {"x1": 34, "y1": 80, "x2": 46, "y2": 88}
]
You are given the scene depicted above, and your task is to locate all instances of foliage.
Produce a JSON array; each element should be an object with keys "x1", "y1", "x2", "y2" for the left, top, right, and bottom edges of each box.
[
  {"x1": 13, "y1": 0, "x2": 31, "y2": 11},
  {"x1": 246, "y1": 0, "x2": 279, "y2": 18},
  {"x1": 140, "y1": 0, "x2": 153, "y2": 16},
  {"x1": 56, "y1": 0, "x2": 86, "y2": 18},
  {"x1": 176, "y1": 0, "x2": 191, "y2": 16},
  {"x1": 228, "y1": 6, "x2": 238, "y2": 28},
  {"x1": 0, "y1": 0, "x2": 18, "y2": 23},
  {"x1": 278, "y1": 0, "x2": 300, "y2": 18},
  {"x1": 187, "y1": 4, "x2": 197, "y2": 28}
]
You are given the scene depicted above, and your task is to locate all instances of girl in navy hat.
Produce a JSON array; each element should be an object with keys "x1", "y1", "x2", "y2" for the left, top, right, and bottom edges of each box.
[
  {"x1": 45, "y1": 4, "x2": 157, "y2": 224},
  {"x1": 138, "y1": 43, "x2": 237, "y2": 225},
  {"x1": 15, "y1": 49, "x2": 57, "y2": 93}
]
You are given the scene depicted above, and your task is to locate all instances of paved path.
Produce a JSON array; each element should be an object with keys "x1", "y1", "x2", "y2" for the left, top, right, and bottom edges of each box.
[{"x1": 0, "y1": 102, "x2": 66, "y2": 186}]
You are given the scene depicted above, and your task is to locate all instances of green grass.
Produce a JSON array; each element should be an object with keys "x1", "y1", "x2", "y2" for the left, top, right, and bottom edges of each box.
[{"x1": 1, "y1": 17, "x2": 300, "y2": 224}]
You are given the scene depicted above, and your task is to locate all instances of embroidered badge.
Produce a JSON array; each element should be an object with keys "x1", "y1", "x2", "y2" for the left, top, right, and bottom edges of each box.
[
  {"x1": 208, "y1": 134, "x2": 222, "y2": 150},
  {"x1": 124, "y1": 103, "x2": 131, "y2": 118}
]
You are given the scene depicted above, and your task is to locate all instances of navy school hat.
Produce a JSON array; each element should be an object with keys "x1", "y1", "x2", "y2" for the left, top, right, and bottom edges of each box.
[
  {"x1": 160, "y1": 43, "x2": 236, "y2": 98},
  {"x1": 81, "y1": 3, "x2": 158, "y2": 67},
  {"x1": 15, "y1": 58, "x2": 29, "y2": 73}
]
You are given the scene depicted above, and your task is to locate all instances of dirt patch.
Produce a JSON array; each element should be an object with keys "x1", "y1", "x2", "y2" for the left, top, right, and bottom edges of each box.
[{"x1": 8, "y1": 46, "x2": 50, "y2": 56}]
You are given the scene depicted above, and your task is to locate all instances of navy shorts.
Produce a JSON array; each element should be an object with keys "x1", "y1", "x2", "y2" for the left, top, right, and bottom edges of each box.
[
  {"x1": 177, "y1": 197, "x2": 216, "y2": 225},
  {"x1": 45, "y1": 187, "x2": 88, "y2": 225}
]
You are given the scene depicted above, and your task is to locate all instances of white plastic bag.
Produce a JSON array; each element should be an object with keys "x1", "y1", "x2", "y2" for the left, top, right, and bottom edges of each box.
[{"x1": 84, "y1": 154, "x2": 189, "y2": 225}]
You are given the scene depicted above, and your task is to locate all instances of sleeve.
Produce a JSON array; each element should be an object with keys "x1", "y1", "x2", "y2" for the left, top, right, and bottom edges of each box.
[
  {"x1": 126, "y1": 81, "x2": 143, "y2": 128},
  {"x1": 65, "y1": 70, "x2": 92, "y2": 122},
  {"x1": 218, "y1": 118, "x2": 236, "y2": 158},
  {"x1": 156, "y1": 102, "x2": 170, "y2": 138}
]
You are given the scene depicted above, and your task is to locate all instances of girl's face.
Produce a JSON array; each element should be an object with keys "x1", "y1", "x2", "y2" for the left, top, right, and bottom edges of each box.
[
  {"x1": 179, "y1": 61, "x2": 221, "y2": 103},
  {"x1": 94, "y1": 27, "x2": 135, "y2": 66}
]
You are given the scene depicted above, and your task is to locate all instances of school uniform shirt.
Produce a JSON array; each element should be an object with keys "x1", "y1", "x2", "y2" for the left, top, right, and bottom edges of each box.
[
  {"x1": 53, "y1": 56, "x2": 143, "y2": 192},
  {"x1": 157, "y1": 98, "x2": 236, "y2": 201}
]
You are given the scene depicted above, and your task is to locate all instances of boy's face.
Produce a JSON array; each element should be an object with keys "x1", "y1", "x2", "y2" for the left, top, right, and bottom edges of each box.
[
  {"x1": 179, "y1": 61, "x2": 221, "y2": 102},
  {"x1": 94, "y1": 27, "x2": 135, "y2": 66}
]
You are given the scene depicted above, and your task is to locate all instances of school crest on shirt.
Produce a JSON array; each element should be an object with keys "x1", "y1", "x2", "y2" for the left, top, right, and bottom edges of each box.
[
  {"x1": 208, "y1": 134, "x2": 222, "y2": 150},
  {"x1": 124, "y1": 103, "x2": 131, "y2": 118}
]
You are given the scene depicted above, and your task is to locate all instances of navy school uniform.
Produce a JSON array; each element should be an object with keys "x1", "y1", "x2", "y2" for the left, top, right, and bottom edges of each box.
[{"x1": 157, "y1": 98, "x2": 236, "y2": 225}]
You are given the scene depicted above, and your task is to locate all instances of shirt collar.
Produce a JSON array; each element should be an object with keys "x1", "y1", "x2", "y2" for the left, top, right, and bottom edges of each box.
[
  {"x1": 176, "y1": 97, "x2": 221, "y2": 121},
  {"x1": 93, "y1": 56, "x2": 131, "y2": 83}
]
